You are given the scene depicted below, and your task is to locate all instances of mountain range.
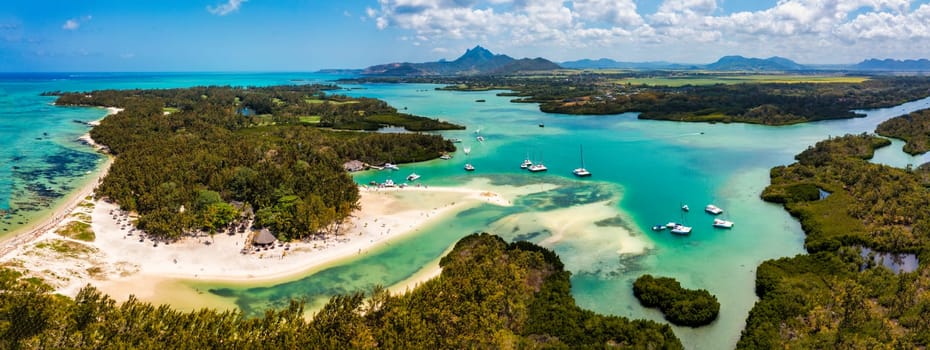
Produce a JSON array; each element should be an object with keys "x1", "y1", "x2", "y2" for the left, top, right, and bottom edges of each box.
[
  {"x1": 361, "y1": 46, "x2": 560, "y2": 76},
  {"x1": 344, "y1": 46, "x2": 930, "y2": 76}
]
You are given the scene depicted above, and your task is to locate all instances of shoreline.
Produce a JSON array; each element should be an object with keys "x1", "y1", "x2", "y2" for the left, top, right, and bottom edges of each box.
[
  {"x1": 0, "y1": 107, "x2": 120, "y2": 253},
  {"x1": 0, "y1": 179, "x2": 519, "y2": 308}
]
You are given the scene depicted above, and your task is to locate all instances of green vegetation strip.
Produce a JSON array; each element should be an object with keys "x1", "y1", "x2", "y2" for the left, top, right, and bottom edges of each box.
[{"x1": 876, "y1": 108, "x2": 930, "y2": 155}]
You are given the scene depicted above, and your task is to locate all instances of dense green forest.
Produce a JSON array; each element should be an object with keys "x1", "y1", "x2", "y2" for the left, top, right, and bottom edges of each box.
[
  {"x1": 740, "y1": 134, "x2": 930, "y2": 348},
  {"x1": 0, "y1": 234, "x2": 682, "y2": 349},
  {"x1": 349, "y1": 74, "x2": 930, "y2": 126},
  {"x1": 52, "y1": 85, "x2": 464, "y2": 131},
  {"x1": 876, "y1": 108, "x2": 930, "y2": 155},
  {"x1": 538, "y1": 78, "x2": 930, "y2": 125},
  {"x1": 53, "y1": 86, "x2": 455, "y2": 241},
  {"x1": 632, "y1": 274, "x2": 719, "y2": 327}
]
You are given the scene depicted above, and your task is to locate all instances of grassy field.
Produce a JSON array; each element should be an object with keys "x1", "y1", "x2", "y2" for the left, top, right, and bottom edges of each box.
[
  {"x1": 298, "y1": 116, "x2": 321, "y2": 124},
  {"x1": 305, "y1": 98, "x2": 359, "y2": 105},
  {"x1": 56, "y1": 221, "x2": 95, "y2": 242},
  {"x1": 616, "y1": 74, "x2": 870, "y2": 87}
]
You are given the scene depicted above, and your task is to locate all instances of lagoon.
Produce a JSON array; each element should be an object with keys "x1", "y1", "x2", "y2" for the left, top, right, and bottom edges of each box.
[{"x1": 3, "y1": 73, "x2": 930, "y2": 349}]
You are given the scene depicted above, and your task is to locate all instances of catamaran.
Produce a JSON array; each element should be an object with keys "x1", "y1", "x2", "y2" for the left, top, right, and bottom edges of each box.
[
  {"x1": 520, "y1": 152, "x2": 533, "y2": 169},
  {"x1": 713, "y1": 218, "x2": 734, "y2": 228},
  {"x1": 528, "y1": 152, "x2": 547, "y2": 172},
  {"x1": 705, "y1": 204, "x2": 724, "y2": 215},
  {"x1": 528, "y1": 163, "x2": 547, "y2": 172},
  {"x1": 572, "y1": 145, "x2": 591, "y2": 177},
  {"x1": 670, "y1": 224, "x2": 693, "y2": 235}
]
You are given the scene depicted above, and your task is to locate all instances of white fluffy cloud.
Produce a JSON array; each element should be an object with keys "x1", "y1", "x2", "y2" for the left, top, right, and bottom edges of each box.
[
  {"x1": 366, "y1": 0, "x2": 930, "y2": 62},
  {"x1": 208, "y1": 0, "x2": 247, "y2": 16},
  {"x1": 62, "y1": 16, "x2": 91, "y2": 31}
]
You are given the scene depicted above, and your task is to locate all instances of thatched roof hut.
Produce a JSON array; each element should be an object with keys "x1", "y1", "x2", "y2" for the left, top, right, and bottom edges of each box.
[
  {"x1": 253, "y1": 229, "x2": 277, "y2": 246},
  {"x1": 343, "y1": 160, "x2": 365, "y2": 172}
]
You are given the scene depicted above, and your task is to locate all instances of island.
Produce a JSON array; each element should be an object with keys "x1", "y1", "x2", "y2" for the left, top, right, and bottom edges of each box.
[
  {"x1": 0, "y1": 233, "x2": 682, "y2": 348},
  {"x1": 743, "y1": 132, "x2": 930, "y2": 348},
  {"x1": 50, "y1": 85, "x2": 458, "y2": 240},
  {"x1": 355, "y1": 73, "x2": 930, "y2": 126},
  {"x1": 632, "y1": 274, "x2": 720, "y2": 327}
]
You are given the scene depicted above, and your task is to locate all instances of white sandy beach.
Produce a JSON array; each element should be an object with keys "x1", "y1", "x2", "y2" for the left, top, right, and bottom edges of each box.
[{"x1": 0, "y1": 173, "x2": 531, "y2": 311}]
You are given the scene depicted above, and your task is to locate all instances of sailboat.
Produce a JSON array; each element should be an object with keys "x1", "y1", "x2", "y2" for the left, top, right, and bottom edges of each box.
[
  {"x1": 572, "y1": 145, "x2": 591, "y2": 177},
  {"x1": 527, "y1": 151, "x2": 547, "y2": 172},
  {"x1": 520, "y1": 152, "x2": 533, "y2": 169},
  {"x1": 464, "y1": 152, "x2": 475, "y2": 172},
  {"x1": 670, "y1": 206, "x2": 692, "y2": 235}
]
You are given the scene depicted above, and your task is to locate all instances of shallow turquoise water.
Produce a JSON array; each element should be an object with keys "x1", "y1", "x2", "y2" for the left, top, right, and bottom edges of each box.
[
  {"x1": 5, "y1": 73, "x2": 930, "y2": 349},
  {"x1": 205, "y1": 84, "x2": 930, "y2": 349}
]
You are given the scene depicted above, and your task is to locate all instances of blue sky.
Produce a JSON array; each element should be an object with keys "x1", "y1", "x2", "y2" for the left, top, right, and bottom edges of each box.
[{"x1": 3, "y1": 0, "x2": 930, "y2": 71}]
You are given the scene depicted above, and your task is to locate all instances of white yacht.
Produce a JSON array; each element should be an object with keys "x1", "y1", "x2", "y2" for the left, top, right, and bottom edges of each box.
[
  {"x1": 521, "y1": 158, "x2": 533, "y2": 169},
  {"x1": 705, "y1": 204, "x2": 724, "y2": 215},
  {"x1": 382, "y1": 179, "x2": 396, "y2": 187},
  {"x1": 406, "y1": 173, "x2": 420, "y2": 182},
  {"x1": 463, "y1": 146, "x2": 471, "y2": 155},
  {"x1": 713, "y1": 218, "x2": 734, "y2": 229},
  {"x1": 464, "y1": 163, "x2": 475, "y2": 171},
  {"x1": 476, "y1": 136, "x2": 485, "y2": 142},
  {"x1": 440, "y1": 154, "x2": 452, "y2": 160},
  {"x1": 383, "y1": 163, "x2": 399, "y2": 171},
  {"x1": 449, "y1": 138, "x2": 463, "y2": 143}
]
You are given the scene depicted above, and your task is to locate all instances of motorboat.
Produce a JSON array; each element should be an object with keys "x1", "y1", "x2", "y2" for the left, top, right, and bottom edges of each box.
[
  {"x1": 476, "y1": 136, "x2": 485, "y2": 142},
  {"x1": 383, "y1": 163, "x2": 400, "y2": 171},
  {"x1": 383, "y1": 179, "x2": 396, "y2": 187},
  {"x1": 463, "y1": 146, "x2": 471, "y2": 155},
  {"x1": 449, "y1": 138, "x2": 463, "y2": 143},
  {"x1": 406, "y1": 173, "x2": 420, "y2": 182},
  {"x1": 681, "y1": 204, "x2": 689, "y2": 212},
  {"x1": 652, "y1": 224, "x2": 666, "y2": 231},
  {"x1": 705, "y1": 204, "x2": 724, "y2": 215},
  {"x1": 665, "y1": 222, "x2": 678, "y2": 228},
  {"x1": 713, "y1": 218, "x2": 734, "y2": 229},
  {"x1": 464, "y1": 163, "x2": 475, "y2": 171},
  {"x1": 521, "y1": 158, "x2": 533, "y2": 169},
  {"x1": 440, "y1": 154, "x2": 452, "y2": 160}
]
